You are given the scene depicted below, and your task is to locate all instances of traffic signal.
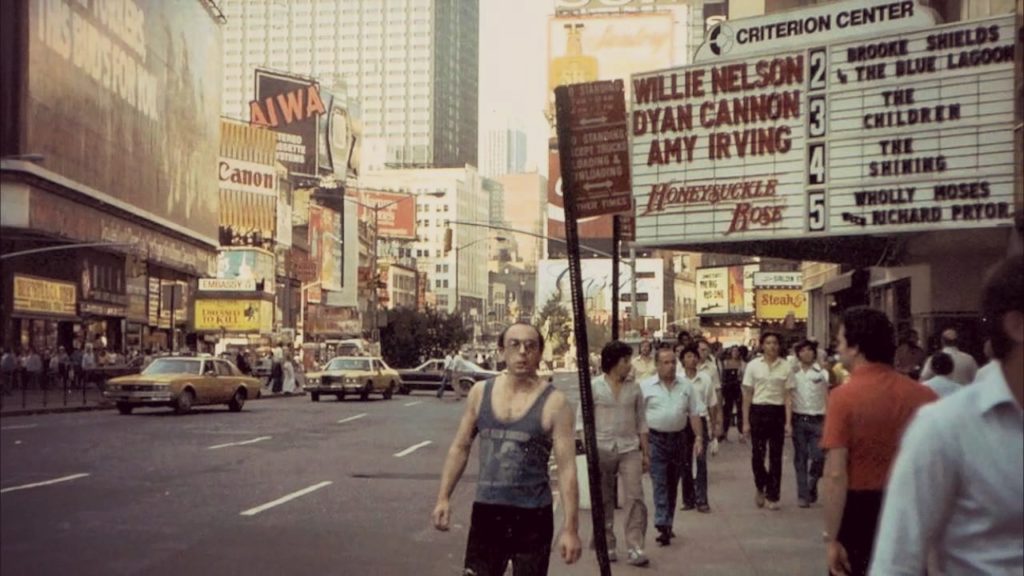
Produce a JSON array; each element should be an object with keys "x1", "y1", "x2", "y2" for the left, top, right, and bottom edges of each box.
[{"x1": 443, "y1": 227, "x2": 453, "y2": 255}]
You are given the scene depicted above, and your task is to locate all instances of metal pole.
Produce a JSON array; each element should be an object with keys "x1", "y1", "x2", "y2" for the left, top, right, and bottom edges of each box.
[
  {"x1": 454, "y1": 246, "x2": 460, "y2": 319},
  {"x1": 630, "y1": 246, "x2": 638, "y2": 336},
  {"x1": 554, "y1": 85, "x2": 611, "y2": 575},
  {"x1": 170, "y1": 286, "x2": 177, "y2": 354},
  {"x1": 612, "y1": 215, "x2": 620, "y2": 341},
  {"x1": 371, "y1": 207, "x2": 379, "y2": 341}
]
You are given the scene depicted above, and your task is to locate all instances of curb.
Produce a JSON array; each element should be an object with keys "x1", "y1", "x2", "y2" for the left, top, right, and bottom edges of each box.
[{"x1": 0, "y1": 391, "x2": 306, "y2": 418}]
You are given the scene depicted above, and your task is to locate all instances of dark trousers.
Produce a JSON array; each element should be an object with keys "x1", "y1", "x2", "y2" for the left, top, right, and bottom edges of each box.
[
  {"x1": 834, "y1": 490, "x2": 884, "y2": 576},
  {"x1": 792, "y1": 414, "x2": 825, "y2": 502},
  {"x1": 682, "y1": 417, "x2": 709, "y2": 507},
  {"x1": 648, "y1": 429, "x2": 685, "y2": 529},
  {"x1": 720, "y1": 384, "x2": 743, "y2": 439},
  {"x1": 750, "y1": 404, "x2": 785, "y2": 502},
  {"x1": 464, "y1": 502, "x2": 553, "y2": 576}
]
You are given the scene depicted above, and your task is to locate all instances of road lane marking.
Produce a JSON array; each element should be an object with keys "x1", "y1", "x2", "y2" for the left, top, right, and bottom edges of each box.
[
  {"x1": 207, "y1": 436, "x2": 272, "y2": 450},
  {"x1": 337, "y1": 413, "x2": 367, "y2": 424},
  {"x1": 403, "y1": 401, "x2": 423, "y2": 407},
  {"x1": 1, "y1": 424, "x2": 39, "y2": 431},
  {"x1": 239, "y1": 481, "x2": 333, "y2": 516},
  {"x1": 394, "y1": 440, "x2": 432, "y2": 458},
  {"x1": 0, "y1": 473, "x2": 90, "y2": 494}
]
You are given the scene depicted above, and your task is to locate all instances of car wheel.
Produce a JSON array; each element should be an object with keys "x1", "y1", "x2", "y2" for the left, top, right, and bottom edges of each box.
[
  {"x1": 228, "y1": 388, "x2": 246, "y2": 412},
  {"x1": 399, "y1": 383, "x2": 411, "y2": 395},
  {"x1": 116, "y1": 403, "x2": 133, "y2": 415},
  {"x1": 459, "y1": 379, "x2": 474, "y2": 395},
  {"x1": 383, "y1": 382, "x2": 395, "y2": 400},
  {"x1": 336, "y1": 393, "x2": 345, "y2": 401},
  {"x1": 311, "y1": 392, "x2": 320, "y2": 402},
  {"x1": 174, "y1": 389, "x2": 195, "y2": 415},
  {"x1": 360, "y1": 382, "x2": 371, "y2": 401}
]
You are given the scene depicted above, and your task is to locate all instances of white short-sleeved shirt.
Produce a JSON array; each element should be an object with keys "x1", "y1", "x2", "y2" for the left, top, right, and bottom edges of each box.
[
  {"x1": 640, "y1": 375, "x2": 707, "y2": 433},
  {"x1": 680, "y1": 370, "x2": 717, "y2": 417},
  {"x1": 789, "y1": 363, "x2": 829, "y2": 415},
  {"x1": 742, "y1": 356, "x2": 795, "y2": 406},
  {"x1": 698, "y1": 357, "x2": 722, "y2": 391}
]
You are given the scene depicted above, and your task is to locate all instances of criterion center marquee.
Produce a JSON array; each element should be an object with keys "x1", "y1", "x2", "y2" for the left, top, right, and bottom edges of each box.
[{"x1": 630, "y1": 0, "x2": 1017, "y2": 245}]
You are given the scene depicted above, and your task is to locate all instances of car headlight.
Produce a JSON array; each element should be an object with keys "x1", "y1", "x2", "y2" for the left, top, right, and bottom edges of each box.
[
  {"x1": 344, "y1": 377, "x2": 357, "y2": 384},
  {"x1": 106, "y1": 384, "x2": 120, "y2": 391},
  {"x1": 307, "y1": 378, "x2": 320, "y2": 386}
]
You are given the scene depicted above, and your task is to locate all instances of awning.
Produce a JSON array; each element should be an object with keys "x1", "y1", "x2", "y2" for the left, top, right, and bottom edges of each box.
[{"x1": 823, "y1": 271, "x2": 855, "y2": 295}]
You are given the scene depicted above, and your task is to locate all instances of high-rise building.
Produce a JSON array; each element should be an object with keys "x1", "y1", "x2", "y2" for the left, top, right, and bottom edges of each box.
[
  {"x1": 481, "y1": 124, "x2": 528, "y2": 177},
  {"x1": 497, "y1": 173, "x2": 546, "y2": 270},
  {"x1": 359, "y1": 166, "x2": 490, "y2": 316},
  {"x1": 221, "y1": 0, "x2": 478, "y2": 169}
]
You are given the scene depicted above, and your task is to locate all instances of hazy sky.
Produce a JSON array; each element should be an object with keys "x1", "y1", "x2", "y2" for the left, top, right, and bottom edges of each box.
[{"x1": 478, "y1": 0, "x2": 552, "y2": 176}]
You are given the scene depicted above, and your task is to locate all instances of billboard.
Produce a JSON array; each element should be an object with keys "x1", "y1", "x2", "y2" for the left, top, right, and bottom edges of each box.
[
  {"x1": 194, "y1": 299, "x2": 273, "y2": 333},
  {"x1": 252, "y1": 69, "x2": 325, "y2": 178},
  {"x1": 697, "y1": 265, "x2": 758, "y2": 315},
  {"x1": 308, "y1": 205, "x2": 343, "y2": 293},
  {"x1": 357, "y1": 190, "x2": 417, "y2": 240},
  {"x1": 536, "y1": 258, "x2": 665, "y2": 324},
  {"x1": 547, "y1": 12, "x2": 675, "y2": 252},
  {"x1": 25, "y1": 0, "x2": 223, "y2": 242},
  {"x1": 216, "y1": 249, "x2": 275, "y2": 294},
  {"x1": 631, "y1": 8, "x2": 1017, "y2": 246},
  {"x1": 755, "y1": 289, "x2": 808, "y2": 321},
  {"x1": 318, "y1": 89, "x2": 362, "y2": 180},
  {"x1": 13, "y1": 275, "x2": 77, "y2": 317}
]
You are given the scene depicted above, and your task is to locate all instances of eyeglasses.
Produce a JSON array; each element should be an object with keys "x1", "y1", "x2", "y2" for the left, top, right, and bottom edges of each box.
[{"x1": 504, "y1": 339, "x2": 540, "y2": 353}]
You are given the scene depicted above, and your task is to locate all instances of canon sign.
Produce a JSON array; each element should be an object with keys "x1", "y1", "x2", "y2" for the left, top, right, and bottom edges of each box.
[{"x1": 217, "y1": 158, "x2": 276, "y2": 197}]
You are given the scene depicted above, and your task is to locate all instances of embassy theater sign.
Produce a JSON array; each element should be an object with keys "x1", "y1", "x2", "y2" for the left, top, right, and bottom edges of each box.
[{"x1": 630, "y1": 0, "x2": 1018, "y2": 246}]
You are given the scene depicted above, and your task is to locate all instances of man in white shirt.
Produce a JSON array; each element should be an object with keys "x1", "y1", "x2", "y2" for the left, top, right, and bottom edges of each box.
[
  {"x1": 437, "y1": 352, "x2": 455, "y2": 399},
  {"x1": 641, "y1": 345, "x2": 706, "y2": 547},
  {"x1": 920, "y1": 328, "x2": 978, "y2": 384},
  {"x1": 923, "y1": 352, "x2": 961, "y2": 398},
  {"x1": 576, "y1": 341, "x2": 650, "y2": 567},
  {"x1": 871, "y1": 255, "x2": 1023, "y2": 575},
  {"x1": 630, "y1": 339, "x2": 656, "y2": 384},
  {"x1": 788, "y1": 339, "x2": 829, "y2": 508},
  {"x1": 742, "y1": 332, "x2": 795, "y2": 511},
  {"x1": 696, "y1": 339, "x2": 723, "y2": 433},
  {"x1": 679, "y1": 344, "x2": 718, "y2": 513}
]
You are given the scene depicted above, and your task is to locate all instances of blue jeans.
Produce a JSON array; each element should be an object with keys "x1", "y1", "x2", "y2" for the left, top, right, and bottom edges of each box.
[
  {"x1": 792, "y1": 414, "x2": 825, "y2": 502},
  {"x1": 682, "y1": 418, "x2": 709, "y2": 507},
  {"x1": 648, "y1": 429, "x2": 685, "y2": 529}
]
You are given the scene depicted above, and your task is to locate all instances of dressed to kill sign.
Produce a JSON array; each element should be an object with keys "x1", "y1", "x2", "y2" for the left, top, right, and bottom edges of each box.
[
  {"x1": 562, "y1": 80, "x2": 633, "y2": 218},
  {"x1": 630, "y1": 0, "x2": 1017, "y2": 246}
]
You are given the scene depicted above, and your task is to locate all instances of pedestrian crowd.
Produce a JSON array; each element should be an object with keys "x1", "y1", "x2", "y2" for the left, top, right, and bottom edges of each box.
[{"x1": 430, "y1": 253, "x2": 1022, "y2": 575}]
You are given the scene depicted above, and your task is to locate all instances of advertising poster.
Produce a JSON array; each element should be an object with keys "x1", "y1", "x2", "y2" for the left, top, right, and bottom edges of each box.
[
  {"x1": 26, "y1": 0, "x2": 223, "y2": 242},
  {"x1": 696, "y1": 267, "x2": 728, "y2": 315},
  {"x1": 320, "y1": 208, "x2": 342, "y2": 293},
  {"x1": 216, "y1": 249, "x2": 276, "y2": 294},
  {"x1": 357, "y1": 190, "x2": 416, "y2": 239},
  {"x1": 755, "y1": 289, "x2": 809, "y2": 321},
  {"x1": 536, "y1": 259, "x2": 665, "y2": 324},
  {"x1": 252, "y1": 69, "x2": 324, "y2": 177},
  {"x1": 194, "y1": 299, "x2": 273, "y2": 333},
  {"x1": 318, "y1": 88, "x2": 361, "y2": 180}
]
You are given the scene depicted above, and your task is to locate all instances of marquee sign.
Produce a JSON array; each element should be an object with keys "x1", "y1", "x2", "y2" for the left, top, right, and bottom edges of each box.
[{"x1": 631, "y1": 11, "x2": 1018, "y2": 246}]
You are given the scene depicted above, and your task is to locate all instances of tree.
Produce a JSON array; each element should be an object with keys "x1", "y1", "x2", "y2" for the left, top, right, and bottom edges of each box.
[
  {"x1": 380, "y1": 307, "x2": 470, "y2": 368},
  {"x1": 534, "y1": 293, "x2": 572, "y2": 358}
]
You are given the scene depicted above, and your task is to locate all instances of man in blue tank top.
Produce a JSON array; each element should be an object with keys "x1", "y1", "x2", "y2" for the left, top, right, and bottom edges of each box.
[{"x1": 432, "y1": 322, "x2": 582, "y2": 575}]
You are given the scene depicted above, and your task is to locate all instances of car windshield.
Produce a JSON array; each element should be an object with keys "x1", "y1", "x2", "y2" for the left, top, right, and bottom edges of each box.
[
  {"x1": 461, "y1": 360, "x2": 486, "y2": 372},
  {"x1": 327, "y1": 358, "x2": 371, "y2": 371},
  {"x1": 142, "y1": 359, "x2": 201, "y2": 375}
]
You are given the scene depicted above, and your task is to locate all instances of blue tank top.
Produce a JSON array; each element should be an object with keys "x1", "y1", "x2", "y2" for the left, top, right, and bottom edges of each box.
[{"x1": 474, "y1": 379, "x2": 555, "y2": 509}]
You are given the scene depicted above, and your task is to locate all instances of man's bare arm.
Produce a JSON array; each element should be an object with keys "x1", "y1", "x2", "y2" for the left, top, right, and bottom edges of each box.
[
  {"x1": 823, "y1": 448, "x2": 849, "y2": 541},
  {"x1": 550, "y1": 394, "x2": 579, "y2": 533},
  {"x1": 435, "y1": 383, "x2": 482, "y2": 512}
]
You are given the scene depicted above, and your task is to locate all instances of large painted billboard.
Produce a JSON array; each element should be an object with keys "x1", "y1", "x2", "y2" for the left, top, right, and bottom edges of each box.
[
  {"x1": 547, "y1": 12, "x2": 675, "y2": 254},
  {"x1": 356, "y1": 190, "x2": 417, "y2": 240},
  {"x1": 536, "y1": 258, "x2": 665, "y2": 326},
  {"x1": 26, "y1": 0, "x2": 223, "y2": 243},
  {"x1": 252, "y1": 69, "x2": 325, "y2": 178}
]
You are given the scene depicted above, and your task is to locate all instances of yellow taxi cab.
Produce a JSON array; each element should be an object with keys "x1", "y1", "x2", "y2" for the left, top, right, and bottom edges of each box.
[
  {"x1": 104, "y1": 356, "x2": 262, "y2": 415},
  {"x1": 304, "y1": 356, "x2": 402, "y2": 402}
]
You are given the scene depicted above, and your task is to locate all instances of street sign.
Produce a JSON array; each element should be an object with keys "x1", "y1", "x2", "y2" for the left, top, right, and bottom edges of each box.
[{"x1": 563, "y1": 80, "x2": 632, "y2": 219}]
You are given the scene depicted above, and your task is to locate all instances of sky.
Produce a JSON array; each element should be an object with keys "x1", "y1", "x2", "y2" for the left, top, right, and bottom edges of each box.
[{"x1": 478, "y1": 0, "x2": 553, "y2": 176}]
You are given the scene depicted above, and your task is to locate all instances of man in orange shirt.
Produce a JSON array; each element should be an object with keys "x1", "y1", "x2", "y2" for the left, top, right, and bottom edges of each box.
[{"x1": 820, "y1": 307, "x2": 937, "y2": 576}]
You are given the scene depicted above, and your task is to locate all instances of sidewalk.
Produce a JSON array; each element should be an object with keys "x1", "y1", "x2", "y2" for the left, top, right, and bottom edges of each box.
[
  {"x1": 0, "y1": 386, "x2": 305, "y2": 418},
  {"x1": 551, "y1": 434, "x2": 824, "y2": 575}
]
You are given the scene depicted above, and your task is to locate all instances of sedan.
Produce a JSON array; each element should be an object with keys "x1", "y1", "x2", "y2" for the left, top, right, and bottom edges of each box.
[
  {"x1": 304, "y1": 356, "x2": 402, "y2": 402},
  {"x1": 104, "y1": 357, "x2": 262, "y2": 415},
  {"x1": 395, "y1": 358, "x2": 499, "y2": 395}
]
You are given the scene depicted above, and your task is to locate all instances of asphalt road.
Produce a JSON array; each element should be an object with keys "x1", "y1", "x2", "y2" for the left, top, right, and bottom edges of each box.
[
  {"x1": 2, "y1": 372, "x2": 826, "y2": 575},
  {"x1": 1, "y1": 382, "x2": 491, "y2": 576}
]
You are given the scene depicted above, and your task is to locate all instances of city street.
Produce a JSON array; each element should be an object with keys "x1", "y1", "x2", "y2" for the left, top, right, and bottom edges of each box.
[{"x1": 2, "y1": 372, "x2": 825, "y2": 575}]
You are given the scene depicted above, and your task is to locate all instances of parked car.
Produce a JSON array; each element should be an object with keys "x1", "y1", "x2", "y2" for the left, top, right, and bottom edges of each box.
[
  {"x1": 104, "y1": 357, "x2": 261, "y2": 415},
  {"x1": 395, "y1": 358, "x2": 499, "y2": 395},
  {"x1": 304, "y1": 356, "x2": 402, "y2": 402}
]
